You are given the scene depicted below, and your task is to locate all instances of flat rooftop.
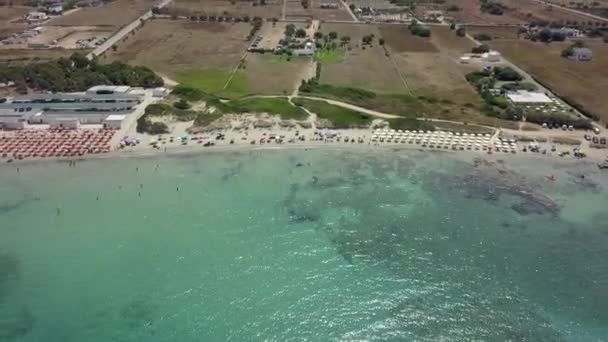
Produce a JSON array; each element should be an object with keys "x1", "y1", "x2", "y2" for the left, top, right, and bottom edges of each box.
[{"x1": 507, "y1": 91, "x2": 553, "y2": 104}]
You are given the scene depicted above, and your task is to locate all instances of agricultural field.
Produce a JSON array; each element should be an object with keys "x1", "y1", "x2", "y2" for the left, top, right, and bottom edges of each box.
[
  {"x1": 501, "y1": 0, "x2": 605, "y2": 25},
  {"x1": 167, "y1": 0, "x2": 283, "y2": 18},
  {"x1": 105, "y1": 20, "x2": 251, "y2": 95},
  {"x1": 0, "y1": 6, "x2": 30, "y2": 39},
  {"x1": 466, "y1": 25, "x2": 523, "y2": 40},
  {"x1": 381, "y1": 25, "x2": 480, "y2": 105},
  {"x1": 379, "y1": 25, "x2": 438, "y2": 52},
  {"x1": 317, "y1": 23, "x2": 406, "y2": 93},
  {"x1": 0, "y1": 48, "x2": 83, "y2": 64},
  {"x1": 314, "y1": 24, "x2": 479, "y2": 104},
  {"x1": 490, "y1": 39, "x2": 608, "y2": 122},
  {"x1": 443, "y1": 0, "x2": 524, "y2": 24},
  {"x1": 46, "y1": 0, "x2": 159, "y2": 28},
  {"x1": 231, "y1": 54, "x2": 313, "y2": 96},
  {"x1": 285, "y1": 0, "x2": 312, "y2": 19},
  {"x1": 310, "y1": 0, "x2": 354, "y2": 21}
]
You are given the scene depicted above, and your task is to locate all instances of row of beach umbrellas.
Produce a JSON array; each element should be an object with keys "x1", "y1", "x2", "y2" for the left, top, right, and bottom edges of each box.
[{"x1": 0, "y1": 128, "x2": 115, "y2": 159}]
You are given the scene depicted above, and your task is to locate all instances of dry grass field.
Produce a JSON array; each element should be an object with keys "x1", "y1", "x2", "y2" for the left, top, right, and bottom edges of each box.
[
  {"x1": 233, "y1": 54, "x2": 313, "y2": 95},
  {"x1": 46, "y1": 0, "x2": 158, "y2": 28},
  {"x1": 285, "y1": 0, "x2": 312, "y2": 19},
  {"x1": 446, "y1": 0, "x2": 524, "y2": 24},
  {"x1": 105, "y1": 20, "x2": 250, "y2": 86},
  {"x1": 490, "y1": 39, "x2": 608, "y2": 122},
  {"x1": 379, "y1": 25, "x2": 479, "y2": 104},
  {"x1": 466, "y1": 25, "x2": 523, "y2": 40},
  {"x1": 502, "y1": 0, "x2": 604, "y2": 24},
  {"x1": 0, "y1": 48, "x2": 83, "y2": 64},
  {"x1": 167, "y1": 0, "x2": 283, "y2": 18},
  {"x1": 0, "y1": 6, "x2": 30, "y2": 38},
  {"x1": 317, "y1": 23, "x2": 406, "y2": 93},
  {"x1": 310, "y1": 0, "x2": 354, "y2": 21},
  {"x1": 316, "y1": 23, "x2": 480, "y2": 104},
  {"x1": 392, "y1": 52, "x2": 480, "y2": 105},
  {"x1": 379, "y1": 25, "x2": 438, "y2": 52}
]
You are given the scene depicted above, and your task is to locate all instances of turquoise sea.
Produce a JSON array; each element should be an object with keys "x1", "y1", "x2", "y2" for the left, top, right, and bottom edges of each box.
[{"x1": 1, "y1": 148, "x2": 608, "y2": 341}]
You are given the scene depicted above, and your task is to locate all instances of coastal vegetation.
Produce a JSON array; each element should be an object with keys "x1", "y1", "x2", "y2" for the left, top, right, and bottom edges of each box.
[
  {"x1": 0, "y1": 53, "x2": 163, "y2": 94},
  {"x1": 292, "y1": 98, "x2": 372, "y2": 128}
]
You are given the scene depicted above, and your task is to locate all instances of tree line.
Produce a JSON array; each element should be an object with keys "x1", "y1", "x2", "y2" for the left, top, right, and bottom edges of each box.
[{"x1": 0, "y1": 53, "x2": 163, "y2": 94}]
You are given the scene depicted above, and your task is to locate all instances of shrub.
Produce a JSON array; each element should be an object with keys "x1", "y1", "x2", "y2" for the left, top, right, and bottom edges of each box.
[
  {"x1": 173, "y1": 99, "x2": 191, "y2": 110},
  {"x1": 480, "y1": 0, "x2": 504, "y2": 15},
  {"x1": 493, "y1": 66, "x2": 522, "y2": 81},
  {"x1": 456, "y1": 26, "x2": 466, "y2": 37},
  {"x1": 473, "y1": 33, "x2": 493, "y2": 41},
  {"x1": 471, "y1": 44, "x2": 490, "y2": 53}
]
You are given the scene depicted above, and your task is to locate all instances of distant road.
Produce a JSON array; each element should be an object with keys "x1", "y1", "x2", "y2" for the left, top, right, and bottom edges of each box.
[
  {"x1": 86, "y1": 0, "x2": 173, "y2": 60},
  {"x1": 532, "y1": 0, "x2": 608, "y2": 23}
]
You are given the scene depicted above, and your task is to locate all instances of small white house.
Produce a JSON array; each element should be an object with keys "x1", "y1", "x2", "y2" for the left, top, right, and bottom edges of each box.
[
  {"x1": 569, "y1": 47, "x2": 592, "y2": 62},
  {"x1": 482, "y1": 51, "x2": 501, "y2": 62},
  {"x1": 153, "y1": 87, "x2": 168, "y2": 97},
  {"x1": 103, "y1": 114, "x2": 127, "y2": 129},
  {"x1": 25, "y1": 12, "x2": 49, "y2": 22}
]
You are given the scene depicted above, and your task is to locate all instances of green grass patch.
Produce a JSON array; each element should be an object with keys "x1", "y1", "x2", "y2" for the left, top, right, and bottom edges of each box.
[
  {"x1": 299, "y1": 83, "x2": 422, "y2": 117},
  {"x1": 176, "y1": 69, "x2": 249, "y2": 99},
  {"x1": 314, "y1": 48, "x2": 344, "y2": 64},
  {"x1": 220, "y1": 72, "x2": 249, "y2": 99},
  {"x1": 293, "y1": 98, "x2": 372, "y2": 128},
  {"x1": 175, "y1": 69, "x2": 232, "y2": 94}
]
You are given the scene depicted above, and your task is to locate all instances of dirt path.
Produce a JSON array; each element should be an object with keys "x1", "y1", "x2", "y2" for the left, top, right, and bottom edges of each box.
[{"x1": 340, "y1": 0, "x2": 358, "y2": 22}]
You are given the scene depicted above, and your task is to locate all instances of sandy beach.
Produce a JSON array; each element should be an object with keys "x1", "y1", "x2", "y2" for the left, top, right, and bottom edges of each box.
[{"x1": 2, "y1": 124, "x2": 607, "y2": 174}]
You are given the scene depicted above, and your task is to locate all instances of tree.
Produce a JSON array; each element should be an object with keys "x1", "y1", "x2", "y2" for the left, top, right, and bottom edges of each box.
[
  {"x1": 447, "y1": 4, "x2": 460, "y2": 11},
  {"x1": 456, "y1": 26, "x2": 466, "y2": 37},
  {"x1": 538, "y1": 28, "x2": 552, "y2": 42},
  {"x1": 295, "y1": 28, "x2": 307, "y2": 38},
  {"x1": 379, "y1": 38, "x2": 385, "y2": 45},
  {"x1": 285, "y1": 24, "x2": 296, "y2": 36},
  {"x1": 450, "y1": 22, "x2": 456, "y2": 30},
  {"x1": 551, "y1": 31, "x2": 566, "y2": 41},
  {"x1": 328, "y1": 31, "x2": 338, "y2": 40},
  {"x1": 314, "y1": 31, "x2": 323, "y2": 39},
  {"x1": 494, "y1": 66, "x2": 522, "y2": 81}
]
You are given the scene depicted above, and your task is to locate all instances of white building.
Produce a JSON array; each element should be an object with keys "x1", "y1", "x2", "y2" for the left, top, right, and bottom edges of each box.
[
  {"x1": 506, "y1": 91, "x2": 553, "y2": 105},
  {"x1": 25, "y1": 12, "x2": 49, "y2": 22},
  {"x1": 103, "y1": 114, "x2": 127, "y2": 129},
  {"x1": 482, "y1": 51, "x2": 501, "y2": 62},
  {"x1": 0, "y1": 86, "x2": 143, "y2": 129}
]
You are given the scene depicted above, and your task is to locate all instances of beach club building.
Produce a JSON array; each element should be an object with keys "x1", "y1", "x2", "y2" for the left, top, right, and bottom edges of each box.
[
  {"x1": 0, "y1": 86, "x2": 144, "y2": 130},
  {"x1": 506, "y1": 91, "x2": 553, "y2": 106}
]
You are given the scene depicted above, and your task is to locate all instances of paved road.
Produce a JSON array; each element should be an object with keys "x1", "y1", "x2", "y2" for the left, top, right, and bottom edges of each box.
[{"x1": 86, "y1": 0, "x2": 172, "y2": 60}]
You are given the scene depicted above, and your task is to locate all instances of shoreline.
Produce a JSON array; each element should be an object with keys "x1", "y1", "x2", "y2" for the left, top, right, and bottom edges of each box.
[{"x1": 2, "y1": 138, "x2": 604, "y2": 170}]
